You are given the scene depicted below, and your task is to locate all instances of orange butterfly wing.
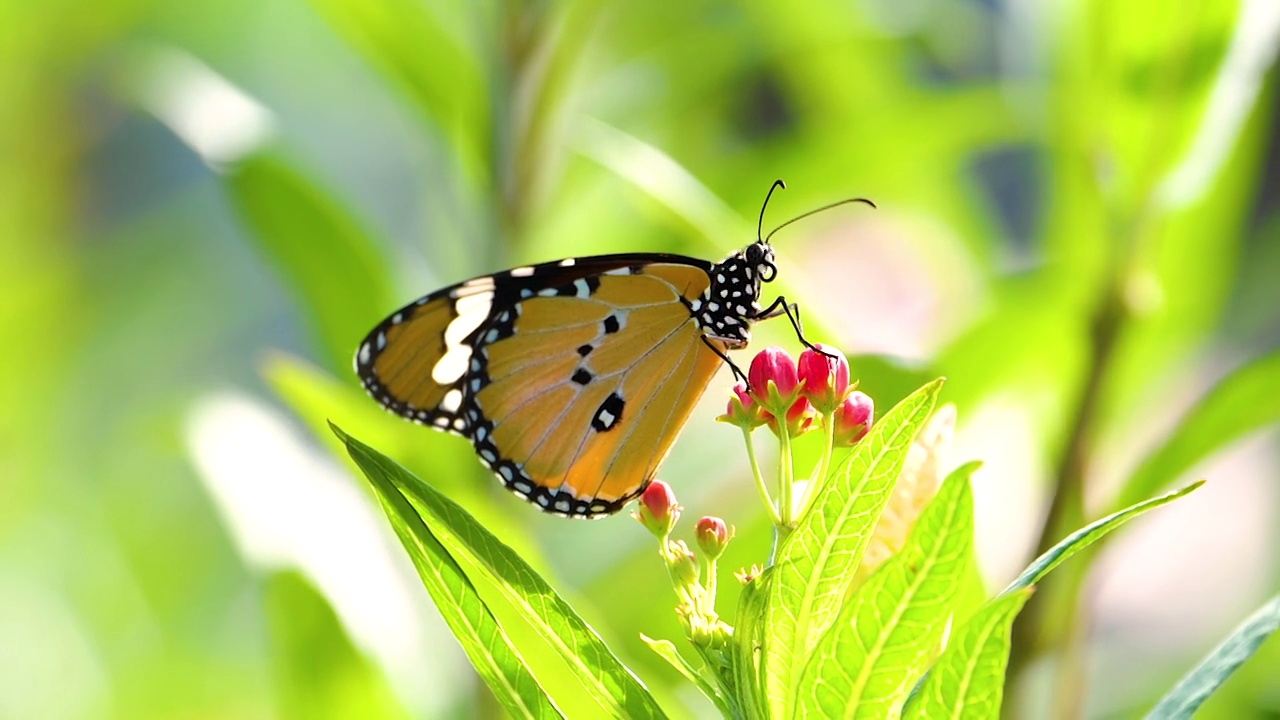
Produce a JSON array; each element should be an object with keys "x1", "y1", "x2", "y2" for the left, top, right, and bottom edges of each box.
[
  {"x1": 356, "y1": 256, "x2": 729, "y2": 517},
  {"x1": 475, "y1": 264, "x2": 725, "y2": 515}
]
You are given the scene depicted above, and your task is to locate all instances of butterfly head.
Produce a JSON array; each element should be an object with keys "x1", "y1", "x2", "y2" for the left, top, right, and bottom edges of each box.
[{"x1": 745, "y1": 240, "x2": 778, "y2": 283}]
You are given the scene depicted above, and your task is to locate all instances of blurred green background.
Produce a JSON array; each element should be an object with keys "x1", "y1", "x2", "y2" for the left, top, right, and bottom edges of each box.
[{"x1": 2, "y1": 0, "x2": 1278, "y2": 717}]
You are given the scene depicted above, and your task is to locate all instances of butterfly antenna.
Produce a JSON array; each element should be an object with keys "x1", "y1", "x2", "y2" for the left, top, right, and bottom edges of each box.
[
  {"x1": 765, "y1": 197, "x2": 876, "y2": 244},
  {"x1": 758, "y1": 179, "x2": 787, "y2": 243}
]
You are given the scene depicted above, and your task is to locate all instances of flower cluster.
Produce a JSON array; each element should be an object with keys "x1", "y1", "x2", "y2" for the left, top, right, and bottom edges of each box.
[
  {"x1": 719, "y1": 344, "x2": 875, "y2": 537},
  {"x1": 720, "y1": 345, "x2": 873, "y2": 445},
  {"x1": 633, "y1": 482, "x2": 734, "y2": 652},
  {"x1": 635, "y1": 344, "x2": 876, "y2": 658}
]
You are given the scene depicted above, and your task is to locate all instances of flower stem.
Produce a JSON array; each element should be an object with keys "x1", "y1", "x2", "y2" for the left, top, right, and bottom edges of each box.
[
  {"x1": 801, "y1": 411, "x2": 838, "y2": 518},
  {"x1": 743, "y1": 429, "x2": 781, "y2": 526}
]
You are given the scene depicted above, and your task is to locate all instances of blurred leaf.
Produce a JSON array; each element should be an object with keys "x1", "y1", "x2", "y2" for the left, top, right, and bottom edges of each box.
[
  {"x1": 1146, "y1": 594, "x2": 1280, "y2": 720},
  {"x1": 902, "y1": 589, "x2": 1033, "y2": 720},
  {"x1": 329, "y1": 425, "x2": 560, "y2": 719},
  {"x1": 797, "y1": 462, "x2": 976, "y2": 717},
  {"x1": 333, "y1": 424, "x2": 665, "y2": 720},
  {"x1": 1003, "y1": 481, "x2": 1204, "y2": 595},
  {"x1": 224, "y1": 153, "x2": 395, "y2": 371},
  {"x1": 763, "y1": 379, "x2": 943, "y2": 717},
  {"x1": 304, "y1": 0, "x2": 488, "y2": 186},
  {"x1": 1114, "y1": 349, "x2": 1280, "y2": 512},
  {"x1": 639, "y1": 635, "x2": 730, "y2": 717},
  {"x1": 265, "y1": 571, "x2": 412, "y2": 720}
]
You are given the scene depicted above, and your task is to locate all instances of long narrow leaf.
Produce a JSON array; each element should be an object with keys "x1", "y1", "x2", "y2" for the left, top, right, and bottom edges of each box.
[
  {"x1": 901, "y1": 590, "x2": 1033, "y2": 720},
  {"x1": 763, "y1": 379, "x2": 943, "y2": 717},
  {"x1": 797, "y1": 462, "x2": 976, "y2": 718},
  {"x1": 1115, "y1": 350, "x2": 1280, "y2": 512},
  {"x1": 1003, "y1": 481, "x2": 1204, "y2": 595},
  {"x1": 733, "y1": 568, "x2": 774, "y2": 720},
  {"x1": 1145, "y1": 594, "x2": 1280, "y2": 719},
  {"x1": 334, "y1": 424, "x2": 558, "y2": 718},
  {"x1": 333, "y1": 425, "x2": 665, "y2": 719}
]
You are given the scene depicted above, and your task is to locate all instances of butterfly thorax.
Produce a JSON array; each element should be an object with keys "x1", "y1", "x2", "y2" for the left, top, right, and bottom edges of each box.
[{"x1": 688, "y1": 241, "x2": 775, "y2": 347}]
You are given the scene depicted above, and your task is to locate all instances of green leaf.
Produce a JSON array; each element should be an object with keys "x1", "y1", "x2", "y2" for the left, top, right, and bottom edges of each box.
[
  {"x1": 733, "y1": 568, "x2": 775, "y2": 720},
  {"x1": 1003, "y1": 481, "x2": 1204, "y2": 595},
  {"x1": 332, "y1": 424, "x2": 665, "y2": 720},
  {"x1": 224, "y1": 153, "x2": 395, "y2": 372},
  {"x1": 901, "y1": 589, "x2": 1032, "y2": 720},
  {"x1": 1146, "y1": 594, "x2": 1280, "y2": 720},
  {"x1": 305, "y1": 0, "x2": 488, "y2": 185},
  {"x1": 639, "y1": 635, "x2": 730, "y2": 718},
  {"x1": 796, "y1": 462, "x2": 977, "y2": 718},
  {"x1": 330, "y1": 425, "x2": 558, "y2": 718},
  {"x1": 763, "y1": 379, "x2": 944, "y2": 717},
  {"x1": 1114, "y1": 349, "x2": 1280, "y2": 512}
]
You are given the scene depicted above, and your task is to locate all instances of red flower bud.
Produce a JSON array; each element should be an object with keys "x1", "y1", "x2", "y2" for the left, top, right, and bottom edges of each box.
[
  {"x1": 633, "y1": 480, "x2": 680, "y2": 536},
  {"x1": 695, "y1": 516, "x2": 733, "y2": 559},
  {"x1": 833, "y1": 391, "x2": 874, "y2": 446},
  {"x1": 797, "y1": 344, "x2": 851, "y2": 413}
]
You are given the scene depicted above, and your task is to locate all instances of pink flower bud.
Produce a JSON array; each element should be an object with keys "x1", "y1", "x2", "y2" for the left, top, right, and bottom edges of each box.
[
  {"x1": 748, "y1": 346, "x2": 801, "y2": 406},
  {"x1": 747, "y1": 347, "x2": 813, "y2": 437},
  {"x1": 718, "y1": 382, "x2": 767, "y2": 429},
  {"x1": 695, "y1": 516, "x2": 733, "y2": 559},
  {"x1": 833, "y1": 391, "x2": 874, "y2": 446},
  {"x1": 797, "y1": 344, "x2": 851, "y2": 413},
  {"x1": 633, "y1": 480, "x2": 680, "y2": 536}
]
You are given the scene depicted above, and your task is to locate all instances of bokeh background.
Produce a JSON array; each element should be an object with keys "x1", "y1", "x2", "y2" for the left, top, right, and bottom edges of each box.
[{"x1": 3, "y1": 0, "x2": 1279, "y2": 717}]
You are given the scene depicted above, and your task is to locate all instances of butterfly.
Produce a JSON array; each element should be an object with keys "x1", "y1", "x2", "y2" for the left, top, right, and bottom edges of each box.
[{"x1": 355, "y1": 181, "x2": 872, "y2": 517}]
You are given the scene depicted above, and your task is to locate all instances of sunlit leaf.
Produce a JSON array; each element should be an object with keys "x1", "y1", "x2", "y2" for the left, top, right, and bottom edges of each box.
[
  {"x1": 329, "y1": 425, "x2": 559, "y2": 719},
  {"x1": 332, "y1": 425, "x2": 664, "y2": 719},
  {"x1": 797, "y1": 462, "x2": 976, "y2": 718},
  {"x1": 763, "y1": 379, "x2": 943, "y2": 717},
  {"x1": 1146, "y1": 594, "x2": 1280, "y2": 719},
  {"x1": 902, "y1": 589, "x2": 1033, "y2": 720}
]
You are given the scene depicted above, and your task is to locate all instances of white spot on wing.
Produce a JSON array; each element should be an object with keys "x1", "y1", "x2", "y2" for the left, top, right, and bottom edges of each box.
[
  {"x1": 357, "y1": 342, "x2": 371, "y2": 365},
  {"x1": 440, "y1": 389, "x2": 463, "y2": 413},
  {"x1": 558, "y1": 258, "x2": 576, "y2": 267},
  {"x1": 431, "y1": 347, "x2": 472, "y2": 384},
  {"x1": 509, "y1": 266, "x2": 535, "y2": 277}
]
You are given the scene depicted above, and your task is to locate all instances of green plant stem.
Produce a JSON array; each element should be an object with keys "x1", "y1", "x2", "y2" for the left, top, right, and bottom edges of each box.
[
  {"x1": 1005, "y1": 270, "x2": 1129, "y2": 715},
  {"x1": 743, "y1": 428, "x2": 781, "y2": 526},
  {"x1": 777, "y1": 428, "x2": 795, "y2": 527},
  {"x1": 801, "y1": 411, "x2": 837, "y2": 518}
]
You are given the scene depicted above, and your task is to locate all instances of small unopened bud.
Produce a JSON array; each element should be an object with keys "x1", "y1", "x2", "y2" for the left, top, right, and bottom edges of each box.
[
  {"x1": 667, "y1": 540, "x2": 699, "y2": 587},
  {"x1": 633, "y1": 480, "x2": 680, "y2": 536},
  {"x1": 718, "y1": 382, "x2": 768, "y2": 429},
  {"x1": 833, "y1": 392, "x2": 874, "y2": 446},
  {"x1": 695, "y1": 516, "x2": 733, "y2": 560}
]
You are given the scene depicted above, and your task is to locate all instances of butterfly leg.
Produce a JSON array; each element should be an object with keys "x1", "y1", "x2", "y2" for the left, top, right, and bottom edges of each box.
[
  {"x1": 755, "y1": 296, "x2": 839, "y2": 359},
  {"x1": 700, "y1": 335, "x2": 750, "y2": 385}
]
